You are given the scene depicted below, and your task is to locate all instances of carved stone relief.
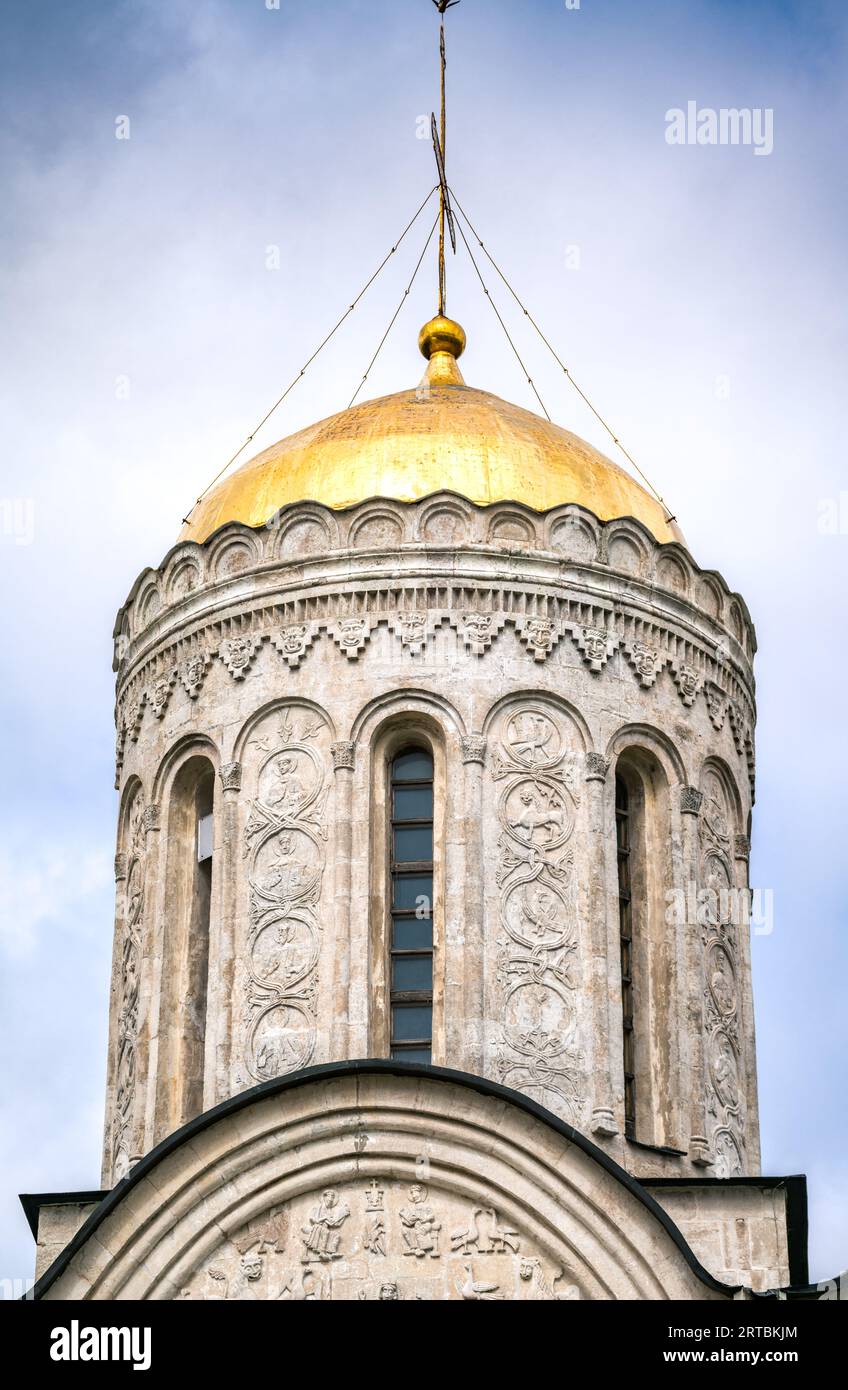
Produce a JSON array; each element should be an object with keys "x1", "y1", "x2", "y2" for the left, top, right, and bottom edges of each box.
[
  {"x1": 177, "y1": 1178, "x2": 581, "y2": 1301},
  {"x1": 489, "y1": 707, "x2": 586, "y2": 1125},
  {"x1": 242, "y1": 707, "x2": 332, "y2": 1082},
  {"x1": 111, "y1": 787, "x2": 146, "y2": 1182},
  {"x1": 569, "y1": 624, "x2": 618, "y2": 672},
  {"x1": 273, "y1": 624, "x2": 316, "y2": 669},
  {"x1": 699, "y1": 770, "x2": 745, "y2": 1176},
  {"x1": 180, "y1": 649, "x2": 211, "y2": 700}
]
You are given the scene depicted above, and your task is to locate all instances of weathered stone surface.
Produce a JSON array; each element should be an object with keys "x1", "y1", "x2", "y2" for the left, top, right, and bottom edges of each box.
[
  {"x1": 92, "y1": 494, "x2": 767, "y2": 1292},
  {"x1": 82, "y1": 494, "x2": 767, "y2": 1295},
  {"x1": 42, "y1": 1071, "x2": 732, "y2": 1301}
]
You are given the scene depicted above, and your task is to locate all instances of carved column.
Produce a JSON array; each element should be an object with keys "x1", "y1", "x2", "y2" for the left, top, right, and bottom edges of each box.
[
  {"x1": 139, "y1": 801, "x2": 163, "y2": 1157},
  {"x1": 102, "y1": 850, "x2": 129, "y2": 1186},
  {"x1": 459, "y1": 735, "x2": 486, "y2": 1074},
  {"x1": 733, "y1": 831, "x2": 760, "y2": 1171},
  {"x1": 213, "y1": 761, "x2": 241, "y2": 1105},
  {"x1": 680, "y1": 786, "x2": 711, "y2": 1166},
  {"x1": 585, "y1": 753, "x2": 617, "y2": 1137},
  {"x1": 330, "y1": 741, "x2": 356, "y2": 1059}
]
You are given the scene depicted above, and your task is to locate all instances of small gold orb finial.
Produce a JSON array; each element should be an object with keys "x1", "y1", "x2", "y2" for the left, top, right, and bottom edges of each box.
[{"x1": 418, "y1": 315, "x2": 466, "y2": 361}]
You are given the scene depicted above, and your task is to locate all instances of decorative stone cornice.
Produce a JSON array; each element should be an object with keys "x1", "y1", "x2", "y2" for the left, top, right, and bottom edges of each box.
[
  {"x1": 460, "y1": 735, "x2": 487, "y2": 765},
  {"x1": 115, "y1": 599, "x2": 758, "y2": 804},
  {"x1": 331, "y1": 741, "x2": 356, "y2": 773},
  {"x1": 680, "y1": 786, "x2": 703, "y2": 816},
  {"x1": 220, "y1": 762, "x2": 242, "y2": 793},
  {"x1": 114, "y1": 496, "x2": 756, "y2": 679}
]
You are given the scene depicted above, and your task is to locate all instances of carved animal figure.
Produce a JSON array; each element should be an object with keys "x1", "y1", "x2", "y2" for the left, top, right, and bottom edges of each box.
[
  {"x1": 519, "y1": 1257, "x2": 579, "y2": 1301},
  {"x1": 457, "y1": 1263, "x2": 502, "y2": 1301}
]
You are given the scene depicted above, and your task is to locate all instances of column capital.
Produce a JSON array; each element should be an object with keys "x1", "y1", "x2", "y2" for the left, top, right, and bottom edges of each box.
[
  {"x1": 220, "y1": 761, "x2": 242, "y2": 793},
  {"x1": 680, "y1": 786, "x2": 703, "y2": 816},
  {"x1": 460, "y1": 735, "x2": 487, "y2": 765},
  {"x1": 331, "y1": 741, "x2": 356, "y2": 773},
  {"x1": 585, "y1": 752, "x2": 610, "y2": 783}
]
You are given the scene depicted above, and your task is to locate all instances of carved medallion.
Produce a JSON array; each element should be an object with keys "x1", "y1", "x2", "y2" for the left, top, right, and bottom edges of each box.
[{"x1": 243, "y1": 709, "x2": 331, "y2": 1081}]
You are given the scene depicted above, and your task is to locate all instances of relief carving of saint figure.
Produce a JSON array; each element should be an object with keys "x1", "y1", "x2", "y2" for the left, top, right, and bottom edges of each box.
[
  {"x1": 712, "y1": 1033, "x2": 740, "y2": 1111},
  {"x1": 259, "y1": 835, "x2": 310, "y2": 898},
  {"x1": 398, "y1": 1183, "x2": 442, "y2": 1258},
  {"x1": 262, "y1": 920, "x2": 307, "y2": 986},
  {"x1": 709, "y1": 946, "x2": 736, "y2": 1016},
  {"x1": 301, "y1": 1189, "x2": 350, "y2": 1263},
  {"x1": 267, "y1": 756, "x2": 306, "y2": 817}
]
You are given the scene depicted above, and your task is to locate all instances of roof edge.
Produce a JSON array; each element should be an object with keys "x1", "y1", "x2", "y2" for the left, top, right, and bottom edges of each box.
[{"x1": 29, "y1": 1060, "x2": 739, "y2": 1301}]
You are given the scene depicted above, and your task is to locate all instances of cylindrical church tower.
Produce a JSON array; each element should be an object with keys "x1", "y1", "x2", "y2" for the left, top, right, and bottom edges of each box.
[{"x1": 104, "y1": 317, "x2": 759, "y2": 1200}]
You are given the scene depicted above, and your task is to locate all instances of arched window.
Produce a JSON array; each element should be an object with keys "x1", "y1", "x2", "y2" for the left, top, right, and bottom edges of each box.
[
  {"x1": 155, "y1": 756, "x2": 215, "y2": 1139},
  {"x1": 613, "y1": 752, "x2": 676, "y2": 1149},
  {"x1": 615, "y1": 775, "x2": 636, "y2": 1139},
  {"x1": 388, "y1": 748, "x2": 434, "y2": 1063}
]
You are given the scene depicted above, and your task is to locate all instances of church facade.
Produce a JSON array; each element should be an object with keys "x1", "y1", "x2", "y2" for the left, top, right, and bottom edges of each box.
[{"x1": 26, "y1": 317, "x2": 811, "y2": 1300}]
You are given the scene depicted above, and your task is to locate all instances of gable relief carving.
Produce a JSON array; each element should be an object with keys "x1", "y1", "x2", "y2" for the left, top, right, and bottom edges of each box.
[{"x1": 177, "y1": 1179, "x2": 580, "y2": 1301}]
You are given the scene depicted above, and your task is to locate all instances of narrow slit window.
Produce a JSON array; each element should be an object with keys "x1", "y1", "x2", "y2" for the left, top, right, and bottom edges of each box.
[
  {"x1": 616, "y1": 774, "x2": 636, "y2": 1138},
  {"x1": 389, "y1": 748, "x2": 434, "y2": 1064}
]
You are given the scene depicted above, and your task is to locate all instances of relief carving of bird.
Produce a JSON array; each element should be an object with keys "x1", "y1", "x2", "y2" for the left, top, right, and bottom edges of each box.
[{"x1": 457, "y1": 1263, "x2": 503, "y2": 1301}]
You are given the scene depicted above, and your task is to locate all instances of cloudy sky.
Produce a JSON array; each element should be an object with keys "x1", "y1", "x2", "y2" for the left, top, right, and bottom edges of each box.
[{"x1": 1, "y1": 0, "x2": 846, "y2": 1287}]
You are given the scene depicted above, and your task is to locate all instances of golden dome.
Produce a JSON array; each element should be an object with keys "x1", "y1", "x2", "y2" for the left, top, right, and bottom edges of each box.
[{"x1": 180, "y1": 318, "x2": 681, "y2": 546}]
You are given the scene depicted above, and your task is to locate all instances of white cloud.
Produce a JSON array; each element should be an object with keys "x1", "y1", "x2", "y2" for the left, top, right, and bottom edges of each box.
[{"x1": 0, "y1": 845, "x2": 112, "y2": 959}]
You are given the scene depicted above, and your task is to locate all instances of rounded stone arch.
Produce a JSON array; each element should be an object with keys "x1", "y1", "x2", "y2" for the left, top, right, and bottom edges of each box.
[
  {"x1": 350, "y1": 693, "x2": 464, "y2": 1067},
  {"x1": 415, "y1": 496, "x2": 474, "y2": 545},
  {"x1": 654, "y1": 544, "x2": 693, "y2": 598},
  {"x1": 699, "y1": 755, "x2": 745, "y2": 831},
  {"x1": 605, "y1": 721, "x2": 688, "y2": 789},
  {"x1": 606, "y1": 725, "x2": 687, "y2": 1151},
  {"x1": 546, "y1": 506, "x2": 600, "y2": 562},
  {"x1": 134, "y1": 576, "x2": 163, "y2": 634},
  {"x1": 271, "y1": 504, "x2": 338, "y2": 561},
  {"x1": 233, "y1": 696, "x2": 337, "y2": 764},
  {"x1": 149, "y1": 736, "x2": 222, "y2": 1143},
  {"x1": 165, "y1": 553, "x2": 204, "y2": 605},
  {"x1": 116, "y1": 773, "x2": 145, "y2": 845},
  {"x1": 605, "y1": 520, "x2": 651, "y2": 578},
  {"x1": 482, "y1": 688, "x2": 594, "y2": 756},
  {"x1": 205, "y1": 526, "x2": 261, "y2": 582},
  {"x1": 348, "y1": 504, "x2": 406, "y2": 550},
  {"x1": 697, "y1": 572, "x2": 725, "y2": 623},
  {"x1": 151, "y1": 732, "x2": 221, "y2": 806},
  {"x1": 34, "y1": 1065, "x2": 734, "y2": 1302},
  {"x1": 348, "y1": 687, "x2": 467, "y2": 745},
  {"x1": 486, "y1": 505, "x2": 538, "y2": 547}
]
